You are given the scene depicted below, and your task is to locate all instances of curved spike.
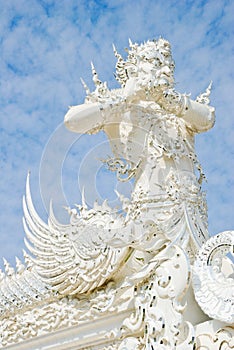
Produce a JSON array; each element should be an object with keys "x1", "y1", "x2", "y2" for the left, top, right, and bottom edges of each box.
[
  {"x1": 22, "y1": 195, "x2": 49, "y2": 242},
  {"x1": 129, "y1": 38, "x2": 133, "y2": 48},
  {"x1": 91, "y1": 61, "x2": 101, "y2": 86},
  {"x1": 15, "y1": 257, "x2": 25, "y2": 274},
  {"x1": 80, "y1": 77, "x2": 90, "y2": 95},
  {"x1": 25, "y1": 173, "x2": 49, "y2": 232},
  {"x1": 112, "y1": 43, "x2": 116, "y2": 53},
  {"x1": 113, "y1": 44, "x2": 124, "y2": 63},
  {"x1": 23, "y1": 217, "x2": 51, "y2": 251},
  {"x1": 112, "y1": 45, "x2": 127, "y2": 86},
  {"x1": 81, "y1": 188, "x2": 88, "y2": 210},
  {"x1": 112, "y1": 43, "x2": 119, "y2": 58},
  {"x1": 207, "y1": 80, "x2": 213, "y2": 94},
  {"x1": 23, "y1": 249, "x2": 34, "y2": 270},
  {"x1": 24, "y1": 238, "x2": 53, "y2": 259},
  {"x1": 196, "y1": 81, "x2": 213, "y2": 105},
  {"x1": 3, "y1": 258, "x2": 15, "y2": 277},
  {"x1": 48, "y1": 200, "x2": 70, "y2": 232}
]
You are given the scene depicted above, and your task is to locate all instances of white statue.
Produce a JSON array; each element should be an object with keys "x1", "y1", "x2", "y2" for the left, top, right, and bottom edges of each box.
[
  {"x1": 0, "y1": 38, "x2": 233, "y2": 350},
  {"x1": 64, "y1": 38, "x2": 215, "y2": 258}
]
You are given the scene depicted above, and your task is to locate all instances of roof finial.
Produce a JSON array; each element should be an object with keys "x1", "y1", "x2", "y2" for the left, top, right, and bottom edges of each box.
[
  {"x1": 80, "y1": 78, "x2": 90, "y2": 95},
  {"x1": 15, "y1": 256, "x2": 25, "y2": 274},
  {"x1": 129, "y1": 38, "x2": 133, "y2": 48},
  {"x1": 3, "y1": 258, "x2": 15, "y2": 277},
  {"x1": 91, "y1": 61, "x2": 102, "y2": 87},
  {"x1": 23, "y1": 249, "x2": 33, "y2": 270},
  {"x1": 196, "y1": 81, "x2": 213, "y2": 105}
]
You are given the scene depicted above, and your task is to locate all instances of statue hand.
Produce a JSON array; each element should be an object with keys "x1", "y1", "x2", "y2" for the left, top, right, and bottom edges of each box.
[
  {"x1": 157, "y1": 88, "x2": 186, "y2": 115},
  {"x1": 124, "y1": 77, "x2": 147, "y2": 103},
  {"x1": 163, "y1": 88, "x2": 181, "y2": 103}
]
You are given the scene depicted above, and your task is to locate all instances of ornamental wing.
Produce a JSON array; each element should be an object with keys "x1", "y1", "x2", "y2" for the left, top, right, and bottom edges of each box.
[{"x1": 23, "y1": 175, "x2": 128, "y2": 296}]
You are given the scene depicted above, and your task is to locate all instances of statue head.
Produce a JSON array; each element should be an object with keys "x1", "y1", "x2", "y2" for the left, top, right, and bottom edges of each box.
[{"x1": 114, "y1": 38, "x2": 175, "y2": 89}]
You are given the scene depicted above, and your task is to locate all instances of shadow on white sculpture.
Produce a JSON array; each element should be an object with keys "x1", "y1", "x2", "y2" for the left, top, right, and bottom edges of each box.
[{"x1": 0, "y1": 38, "x2": 233, "y2": 350}]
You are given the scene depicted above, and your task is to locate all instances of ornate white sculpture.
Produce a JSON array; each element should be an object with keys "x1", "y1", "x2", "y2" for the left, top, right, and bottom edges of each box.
[
  {"x1": 64, "y1": 38, "x2": 215, "y2": 259},
  {"x1": 193, "y1": 230, "x2": 234, "y2": 324},
  {"x1": 0, "y1": 38, "x2": 233, "y2": 350}
]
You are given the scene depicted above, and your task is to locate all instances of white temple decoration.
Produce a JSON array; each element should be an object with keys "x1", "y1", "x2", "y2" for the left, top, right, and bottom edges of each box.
[
  {"x1": 23, "y1": 174, "x2": 129, "y2": 296},
  {"x1": 195, "y1": 321, "x2": 234, "y2": 350},
  {"x1": 193, "y1": 230, "x2": 234, "y2": 324},
  {"x1": 118, "y1": 245, "x2": 195, "y2": 349},
  {"x1": 0, "y1": 38, "x2": 233, "y2": 350}
]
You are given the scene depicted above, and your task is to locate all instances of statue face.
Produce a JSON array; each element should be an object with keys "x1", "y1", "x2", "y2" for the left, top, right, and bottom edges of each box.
[{"x1": 126, "y1": 39, "x2": 175, "y2": 88}]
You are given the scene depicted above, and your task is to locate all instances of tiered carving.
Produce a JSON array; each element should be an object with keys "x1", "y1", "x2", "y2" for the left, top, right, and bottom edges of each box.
[
  {"x1": 0, "y1": 38, "x2": 232, "y2": 349},
  {"x1": 0, "y1": 253, "x2": 54, "y2": 319},
  {"x1": 0, "y1": 281, "x2": 131, "y2": 347}
]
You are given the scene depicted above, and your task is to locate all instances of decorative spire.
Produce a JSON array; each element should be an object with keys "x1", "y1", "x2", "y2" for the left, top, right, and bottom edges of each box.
[
  {"x1": 113, "y1": 43, "x2": 127, "y2": 86},
  {"x1": 91, "y1": 61, "x2": 102, "y2": 87},
  {"x1": 23, "y1": 249, "x2": 33, "y2": 270},
  {"x1": 81, "y1": 187, "x2": 88, "y2": 210},
  {"x1": 196, "y1": 81, "x2": 213, "y2": 105},
  {"x1": 128, "y1": 38, "x2": 134, "y2": 49},
  {"x1": 15, "y1": 257, "x2": 25, "y2": 275},
  {"x1": 3, "y1": 258, "x2": 15, "y2": 277},
  {"x1": 80, "y1": 77, "x2": 90, "y2": 95}
]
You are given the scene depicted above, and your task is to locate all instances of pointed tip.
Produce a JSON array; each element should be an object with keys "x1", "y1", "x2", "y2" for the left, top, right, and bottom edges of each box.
[
  {"x1": 49, "y1": 199, "x2": 55, "y2": 218},
  {"x1": 3, "y1": 258, "x2": 15, "y2": 276},
  {"x1": 22, "y1": 249, "x2": 28, "y2": 259},
  {"x1": 25, "y1": 171, "x2": 32, "y2": 199},
  {"x1": 80, "y1": 77, "x2": 90, "y2": 95},
  {"x1": 112, "y1": 43, "x2": 118, "y2": 56},
  {"x1": 22, "y1": 249, "x2": 33, "y2": 269},
  {"x1": 26, "y1": 171, "x2": 30, "y2": 186},
  {"x1": 81, "y1": 187, "x2": 88, "y2": 209},
  {"x1": 15, "y1": 256, "x2": 25, "y2": 274},
  {"x1": 15, "y1": 256, "x2": 20, "y2": 263}
]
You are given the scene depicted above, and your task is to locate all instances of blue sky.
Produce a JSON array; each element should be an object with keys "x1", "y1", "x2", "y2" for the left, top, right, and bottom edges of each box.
[{"x1": 0, "y1": 0, "x2": 233, "y2": 268}]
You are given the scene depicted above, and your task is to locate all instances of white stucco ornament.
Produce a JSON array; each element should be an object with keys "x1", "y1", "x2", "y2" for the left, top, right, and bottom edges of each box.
[
  {"x1": 193, "y1": 230, "x2": 234, "y2": 323},
  {"x1": 0, "y1": 38, "x2": 233, "y2": 350}
]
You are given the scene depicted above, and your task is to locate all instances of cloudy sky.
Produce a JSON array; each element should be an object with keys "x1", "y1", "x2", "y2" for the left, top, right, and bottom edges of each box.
[{"x1": 0, "y1": 0, "x2": 233, "y2": 268}]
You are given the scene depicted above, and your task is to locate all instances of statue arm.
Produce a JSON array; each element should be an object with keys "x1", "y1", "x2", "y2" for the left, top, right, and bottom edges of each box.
[
  {"x1": 123, "y1": 78, "x2": 215, "y2": 133},
  {"x1": 157, "y1": 89, "x2": 215, "y2": 133},
  {"x1": 181, "y1": 97, "x2": 215, "y2": 133},
  {"x1": 64, "y1": 102, "x2": 114, "y2": 134}
]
